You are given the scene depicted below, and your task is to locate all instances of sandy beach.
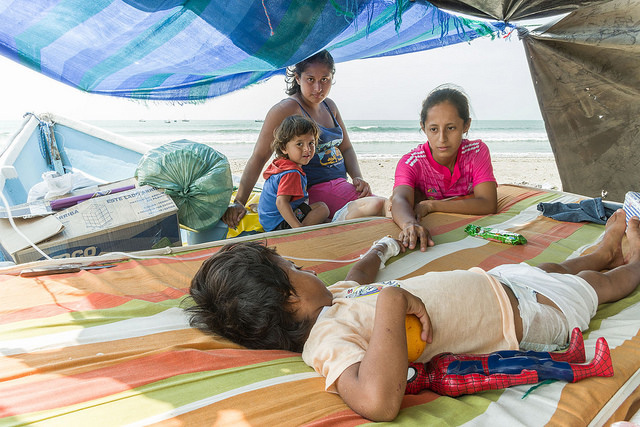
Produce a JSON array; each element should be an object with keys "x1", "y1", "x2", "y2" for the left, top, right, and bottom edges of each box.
[{"x1": 229, "y1": 155, "x2": 562, "y2": 198}]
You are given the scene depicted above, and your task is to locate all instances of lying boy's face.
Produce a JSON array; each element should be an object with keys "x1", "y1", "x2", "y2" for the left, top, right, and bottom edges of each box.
[{"x1": 277, "y1": 256, "x2": 333, "y2": 324}]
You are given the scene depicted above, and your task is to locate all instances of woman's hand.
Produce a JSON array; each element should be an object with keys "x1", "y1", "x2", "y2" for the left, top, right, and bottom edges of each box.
[
  {"x1": 221, "y1": 201, "x2": 247, "y2": 229},
  {"x1": 352, "y1": 177, "x2": 372, "y2": 198},
  {"x1": 398, "y1": 222, "x2": 434, "y2": 252}
]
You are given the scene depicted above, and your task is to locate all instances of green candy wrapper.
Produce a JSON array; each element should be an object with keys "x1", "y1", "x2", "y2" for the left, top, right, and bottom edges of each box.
[{"x1": 464, "y1": 224, "x2": 527, "y2": 245}]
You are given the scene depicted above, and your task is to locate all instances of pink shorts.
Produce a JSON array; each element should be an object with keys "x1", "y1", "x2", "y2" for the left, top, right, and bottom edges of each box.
[{"x1": 308, "y1": 178, "x2": 361, "y2": 218}]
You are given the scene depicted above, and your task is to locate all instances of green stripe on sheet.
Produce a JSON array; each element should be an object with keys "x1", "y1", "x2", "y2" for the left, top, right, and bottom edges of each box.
[
  {"x1": 526, "y1": 222, "x2": 604, "y2": 266},
  {"x1": 318, "y1": 192, "x2": 566, "y2": 285},
  {"x1": 0, "y1": 298, "x2": 182, "y2": 340},
  {"x1": 501, "y1": 190, "x2": 566, "y2": 213},
  {"x1": 318, "y1": 263, "x2": 357, "y2": 287},
  {"x1": 4, "y1": 357, "x2": 311, "y2": 426},
  {"x1": 589, "y1": 287, "x2": 640, "y2": 333},
  {"x1": 369, "y1": 391, "x2": 502, "y2": 426}
]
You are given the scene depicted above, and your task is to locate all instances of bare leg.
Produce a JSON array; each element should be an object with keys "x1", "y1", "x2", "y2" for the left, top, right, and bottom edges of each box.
[
  {"x1": 343, "y1": 197, "x2": 388, "y2": 220},
  {"x1": 537, "y1": 209, "x2": 627, "y2": 275},
  {"x1": 578, "y1": 216, "x2": 640, "y2": 303},
  {"x1": 383, "y1": 198, "x2": 392, "y2": 218},
  {"x1": 302, "y1": 202, "x2": 330, "y2": 226}
]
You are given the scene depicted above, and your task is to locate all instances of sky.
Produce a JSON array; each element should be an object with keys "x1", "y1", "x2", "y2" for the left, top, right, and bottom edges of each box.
[{"x1": 0, "y1": 34, "x2": 543, "y2": 122}]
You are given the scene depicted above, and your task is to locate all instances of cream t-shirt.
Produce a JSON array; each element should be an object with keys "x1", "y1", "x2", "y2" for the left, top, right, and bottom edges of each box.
[{"x1": 301, "y1": 267, "x2": 518, "y2": 392}]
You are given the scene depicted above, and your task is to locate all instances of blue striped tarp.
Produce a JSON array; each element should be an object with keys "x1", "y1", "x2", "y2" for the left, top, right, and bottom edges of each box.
[{"x1": 0, "y1": 0, "x2": 510, "y2": 101}]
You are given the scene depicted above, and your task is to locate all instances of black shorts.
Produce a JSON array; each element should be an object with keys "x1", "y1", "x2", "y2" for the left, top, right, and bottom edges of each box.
[{"x1": 274, "y1": 202, "x2": 312, "y2": 230}]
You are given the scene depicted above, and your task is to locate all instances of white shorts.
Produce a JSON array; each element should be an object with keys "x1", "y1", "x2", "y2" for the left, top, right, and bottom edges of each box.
[
  {"x1": 488, "y1": 263, "x2": 598, "y2": 351},
  {"x1": 331, "y1": 202, "x2": 350, "y2": 222}
]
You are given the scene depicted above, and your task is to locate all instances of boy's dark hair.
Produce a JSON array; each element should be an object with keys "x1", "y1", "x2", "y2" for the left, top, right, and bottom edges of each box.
[
  {"x1": 285, "y1": 49, "x2": 335, "y2": 96},
  {"x1": 186, "y1": 241, "x2": 311, "y2": 352},
  {"x1": 271, "y1": 115, "x2": 319, "y2": 159}
]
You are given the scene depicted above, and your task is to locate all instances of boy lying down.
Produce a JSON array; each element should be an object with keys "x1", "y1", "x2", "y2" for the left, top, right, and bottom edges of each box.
[{"x1": 186, "y1": 210, "x2": 640, "y2": 421}]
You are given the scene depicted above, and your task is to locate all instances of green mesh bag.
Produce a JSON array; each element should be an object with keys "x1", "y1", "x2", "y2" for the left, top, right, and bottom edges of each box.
[{"x1": 135, "y1": 140, "x2": 233, "y2": 232}]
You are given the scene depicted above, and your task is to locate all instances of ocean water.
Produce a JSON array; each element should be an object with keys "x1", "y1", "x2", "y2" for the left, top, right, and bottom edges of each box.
[{"x1": 0, "y1": 118, "x2": 552, "y2": 160}]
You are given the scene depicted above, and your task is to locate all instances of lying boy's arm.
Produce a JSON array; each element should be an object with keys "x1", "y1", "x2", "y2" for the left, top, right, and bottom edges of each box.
[
  {"x1": 275, "y1": 195, "x2": 302, "y2": 228},
  {"x1": 335, "y1": 286, "x2": 432, "y2": 421},
  {"x1": 346, "y1": 238, "x2": 404, "y2": 285},
  {"x1": 345, "y1": 244, "x2": 384, "y2": 285}
]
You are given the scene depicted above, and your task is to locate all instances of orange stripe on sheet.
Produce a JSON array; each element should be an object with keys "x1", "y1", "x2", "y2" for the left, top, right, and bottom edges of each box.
[
  {"x1": 0, "y1": 348, "x2": 296, "y2": 416},
  {"x1": 496, "y1": 185, "x2": 544, "y2": 212},
  {"x1": 0, "y1": 293, "x2": 133, "y2": 324},
  {"x1": 0, "y1": 259, "x2": 200, "y2": 316},
  {"x1": 0, "y1": 287, "x2": 188, "y2": 324},
  {"x1": 473, "y1": 222, "x2": 576, "y2": 270},
  {"x1": 550, "y1": 336, "x2": 640, "y2": 426},
  {"x1": 0, "y1": 329, "x2": 232, "y2": 381},
  {"x1": 261, "y1": 219, "x2": 392, "y2": 246},
  {"x1": 163, "y1": 376, "x2": 348, "y2": 427}
]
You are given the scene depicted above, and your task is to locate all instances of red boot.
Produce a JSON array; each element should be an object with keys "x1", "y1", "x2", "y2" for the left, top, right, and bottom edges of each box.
[
  {"x1": 570, "y1": 337, "x2": 613, "y2": 382},
  {"x1": 550, "y1": 327, "x2": 585, "y2": 363}
]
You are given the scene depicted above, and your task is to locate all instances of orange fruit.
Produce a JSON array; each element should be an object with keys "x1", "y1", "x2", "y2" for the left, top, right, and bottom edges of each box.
[{"x1": 405, "y1": 314, "x2": 426, "y2": 362}]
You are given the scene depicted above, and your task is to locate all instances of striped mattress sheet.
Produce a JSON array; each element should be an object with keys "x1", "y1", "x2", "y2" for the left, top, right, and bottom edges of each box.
[{"x1": 1, "y1": 184, "x2": 639, "y2": 426}]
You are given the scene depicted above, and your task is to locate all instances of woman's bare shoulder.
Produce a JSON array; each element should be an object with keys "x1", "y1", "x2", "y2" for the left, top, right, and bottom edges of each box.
[
  {"x1": 323, "y1": 97, "x2": 339, "y2": 111},
  {"x1": 270, "y1": 97, "x2": 301, "y2": 114}
]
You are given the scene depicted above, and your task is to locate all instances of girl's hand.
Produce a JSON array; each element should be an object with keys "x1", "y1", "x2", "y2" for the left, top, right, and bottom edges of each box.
[
  {"x1": 414, "y1": 200, "x2": 434, "y2": 220},
  {"x1": 398, "y1": 222, "x2": 434, "y2": 252},
  {"x1": 400, "y1": 288, "x2": 432, "y2": 344},
  {"x1": 352, "y1": 177, "x2": 372, "y2": 198}
]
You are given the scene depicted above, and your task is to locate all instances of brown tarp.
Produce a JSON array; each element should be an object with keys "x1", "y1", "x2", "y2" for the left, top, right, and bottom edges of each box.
[
  {"x1": 520, "y1": 0, "x2": 640, "y2": 202},
  {"x1": 426, "y1": 0, "x2": 603, "y2": 21},
  {"x1": 431, "y1": 0, "x2": 639, "y2": 202}
]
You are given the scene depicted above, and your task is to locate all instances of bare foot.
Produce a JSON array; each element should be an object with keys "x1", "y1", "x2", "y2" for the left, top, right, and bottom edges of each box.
[
  {"x1": 596, "y1": 209, "x2": 627, "y2": 269},
  {"x1": 625, "y1": 216, "x2": 640, "y2": 264}
]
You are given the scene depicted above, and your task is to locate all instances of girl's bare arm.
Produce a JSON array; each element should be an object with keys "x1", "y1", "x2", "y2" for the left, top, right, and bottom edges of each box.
[{"x1": 414, "y1": 181, "x2": 498, "y2": 218}]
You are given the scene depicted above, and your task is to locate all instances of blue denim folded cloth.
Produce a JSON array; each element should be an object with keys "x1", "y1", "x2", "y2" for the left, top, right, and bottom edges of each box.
[{"x1": 537, "y1": 198, "x2": 618, "y2": 224}]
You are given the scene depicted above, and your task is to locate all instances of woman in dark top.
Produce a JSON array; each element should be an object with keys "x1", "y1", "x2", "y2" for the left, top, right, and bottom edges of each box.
[{"x1": 222, "y1": 50, "x2": 371, "y2": 228}]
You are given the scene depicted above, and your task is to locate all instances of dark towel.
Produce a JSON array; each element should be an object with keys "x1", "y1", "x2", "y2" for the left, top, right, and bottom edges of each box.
[{"x1": 537, "y1": 198, "x2": 618, "y2": 224}]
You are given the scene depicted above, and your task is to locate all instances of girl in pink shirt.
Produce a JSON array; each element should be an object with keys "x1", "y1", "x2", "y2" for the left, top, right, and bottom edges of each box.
[{"x1": 392, "y1": 85, "x2": 498, "y2": 251}]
